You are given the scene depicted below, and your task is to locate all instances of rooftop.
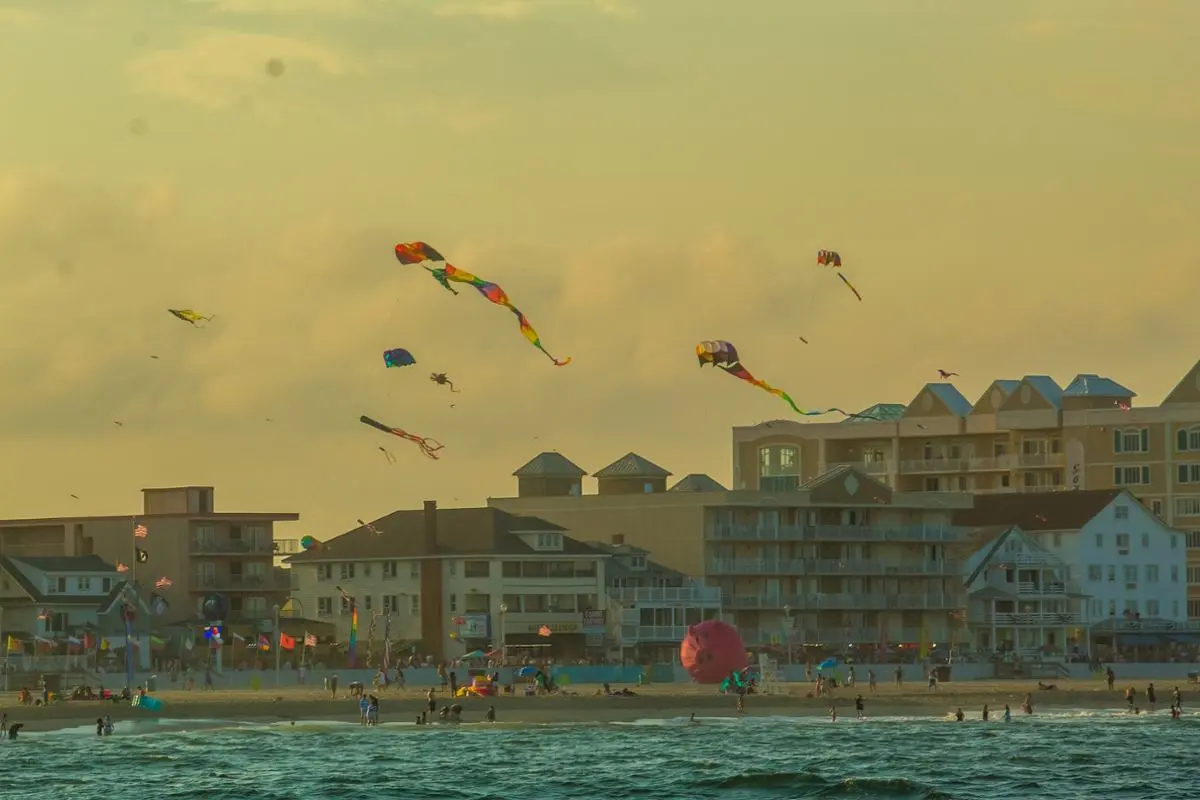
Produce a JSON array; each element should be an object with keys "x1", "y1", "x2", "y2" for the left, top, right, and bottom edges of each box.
[
  {"x1": 7, "y1": 555, "x2": 115, "y2": 573},
  {"x1": 0, "y1": 554, "x2": 129, "y2": 608},
  {"x1": 593, "y1": 452, "x2": 671, "y2": 479},
  {"x1": 669, "y1": 473, "x2": 727, "y2": 492},
  {"x1": 952, "y1": 489, "x2": 1126, "y2": 531},
  {"x1": 512, "y1": 452, "x2": 589, "y2": 478},
  {"x1": 1061, "y1": 374, "x2": 1136, "y2": 399},
  {"x1": 842, "y1": 403, "x2": 905, "y2": 423}
]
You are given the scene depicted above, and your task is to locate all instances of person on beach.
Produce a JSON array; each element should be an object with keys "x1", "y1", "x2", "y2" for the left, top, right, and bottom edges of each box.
[
  {"x1": 868, "y1": 669, "x2": 876, "y2": 693},
  {"x1": 1020, "y1": 694, "x2": 1033, "y2": 714},
  {"x1": 7, "y1": 723, "x2": 23, "y2": 740},
  {"x1": 829, "y1": 703, "x2": 837, "y2": 722},
  {"x1": 426, "y1": 688, "x2": 437, "y2": 717},
  {"x1": 1106, "y1": 667, "x2": 1115, "y2": 690},
  {"x1": 358, "y1": 693, "x2": 369, "y2": 725},
  {"x1": 487, "y1": 706, "x2": 496, "y2": 723},
  {"x1": 847, "y1": 667, "x2": 856, "y2": 687},
  {"x1": 330, "y1": 673, "x2": 340, "y2": 699},
  {"x1": 367, "y1": 695, "x2": 379, "y2": 726},
  {"x1": 1003, "y1": 704, "x2": 1012, "y2": 722},
  {"x1": 1146, "y1": 683, "x2": 1157, "y2": 711},
  {"x1": 736, "y1": 691, "x2": 745, "y2": 713},
  {"x1": 982, "y1": 704, "x2": 990, "y2": 721},
  {"x1": 1, "y1": 712, "x2": 7, "y2": 736},
  {"x1": 854, "y1": 695, "x2": 864, "y2": 720},
  {"x1": 1125, "y1": 686, "x2": 1135, "y2": 712},
  {"x1": 1170, "y1": 704, "x2": 1181, "y2": 720},
  {"x1": 894, "y1": 666, "x2": 903, "y2": 687},
  {"x1": 955, "y1": 708, "x2": 964, "y2": 722}
]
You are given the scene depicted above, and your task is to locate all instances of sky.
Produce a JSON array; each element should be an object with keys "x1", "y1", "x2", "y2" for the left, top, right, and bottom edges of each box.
[{"x1": 1, "y1": 0, "x2": 1198, "y2": 540}]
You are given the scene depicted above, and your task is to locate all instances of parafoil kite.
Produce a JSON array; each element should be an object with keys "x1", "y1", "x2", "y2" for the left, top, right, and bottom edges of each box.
[
  {"x1": 383, "y1": 348, "x2": 416, "y2": 368},
  {"x1": 168, "y1": 309, "x2": 214, "y2": 326},
  {"x1": 393, "y1": 242, "x2": 570, "y2": 366},
  {"x1": 816, "y1": 249, "x2": 842, "y2": 267},
  {"x1": 299, "y1": 535, "x2": 320, "y2": 551},
  {"x1": 697, "y1": 340, "x2": 880, "y2": 419},
  {"x1": 360, "y1": 414, "x2": 444, "y2": 459},
  {"x1": 680, "y1": 620, "x2": 747, "y2": 684}
]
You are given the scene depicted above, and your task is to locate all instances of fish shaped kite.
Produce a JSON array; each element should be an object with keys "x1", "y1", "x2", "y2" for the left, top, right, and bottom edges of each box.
[
  {"x1": 393, "y1": 242, "x2": 570, "y2": 366},
  {"x1": 360, "y1": 414, "x2": 444, "y2": 460},
  {"x1": 817, "y1": 249, "x2": 842, "y2": 267},
  {"x1": 697, "y1": 341, "x2": 880, "y2": 419},
  {"x1": 383, "y1": 348, "x2": 416, "y2": 368},
  {"x1": 168, "y1": 309, "x2": 214, "y2": 326}
]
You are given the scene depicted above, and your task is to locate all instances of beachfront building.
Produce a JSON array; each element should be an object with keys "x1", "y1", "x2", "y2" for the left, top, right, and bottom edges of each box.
[
  {"x1": 285, "y1": 501, "x2": 610, "y2": 662},
  {"x1": 0, "y1": 486, "x2": 300, "y2": 629},
  {"x1": 588, "y1": 533, "x2": 723, "y2": 662},
  {"x1": 729, "y1": 360, "x2": 1200, "y2": 620},
  {"x1": 954, "y1": 489, "x2": 1193, "y2": 649},
  {"x1": 490, "y1": 452, "x2": 972, "y2": 653},
  {"x1": 961, "y1": 526, "x2": 1090, "y2": 659}
]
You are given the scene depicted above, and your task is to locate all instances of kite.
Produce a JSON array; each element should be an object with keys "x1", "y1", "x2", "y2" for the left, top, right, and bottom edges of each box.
[
  {"x1": 300, "y1": 535, "x2": 320, "y2": 551},
  {"x1": 837, "y1": 273, "x2": 862, "y2": 301},
  {"x1": 383, "y1": 348, "x2": 416, "y2": 368},
  {"x1": 378, "y1": 446, "x2": 396, "y2": 464},
  {"x1": 798, "y1": 336, "x2": 809, "y2": 345},
  {"x1": 168, "y1": 309, "x2": 214, "y2": 326},
  {"x1": 359, "y1": 414, "x2": 444, "y2": 459},
  {"x1": 697, "y1": 341, "x2": 881, "y2": 420},
  {"x1": 430, "y1": 373, "x2": 459, "y2": 392},
  {"x1": 937, "y1": 369, "x2": 959, "y2": 379},
  {"x1": 393, "y1": 242, "x2": 570, "y2": 366},
  {"x1": 817, "y1": 250, "x2": 842, "y2": 267}
]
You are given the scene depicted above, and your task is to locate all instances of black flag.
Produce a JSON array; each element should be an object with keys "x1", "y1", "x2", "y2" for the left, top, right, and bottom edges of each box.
[{"x1": 135, "y1": 548, "x2": 148, "y2": 563}]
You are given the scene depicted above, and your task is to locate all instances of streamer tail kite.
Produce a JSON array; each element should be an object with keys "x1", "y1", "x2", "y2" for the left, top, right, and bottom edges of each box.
[
  {"x1": 168, "y1": 309, "x2": 214, "y2": 326},
  {"x1": 837, "y1": 272, "x2": 863, "y2": 301},
  {"x1": 359, "y1": 415, "x2": 444, "y2": 460}
]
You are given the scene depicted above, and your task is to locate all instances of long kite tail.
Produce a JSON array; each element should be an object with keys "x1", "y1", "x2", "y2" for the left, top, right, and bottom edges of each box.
[
  {"x1": 766, "y1": 386, "x2": 804, "y2": 415},
  {"x1": 399, "y1": 432, "x2": 444, "y2": 460},
  {"x1": 512, "y1": 307, "x2": 570, "y2": 366}
]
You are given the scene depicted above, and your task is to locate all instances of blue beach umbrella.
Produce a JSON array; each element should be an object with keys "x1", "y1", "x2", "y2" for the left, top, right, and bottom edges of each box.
[{"x1": 817, "y1": 658, "x2": 838, "y2": 671}]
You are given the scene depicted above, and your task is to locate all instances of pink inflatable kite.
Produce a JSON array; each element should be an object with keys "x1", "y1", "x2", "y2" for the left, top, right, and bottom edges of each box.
[{"x1": 680, "y1": 620, "x2": 747, "y2": 684}]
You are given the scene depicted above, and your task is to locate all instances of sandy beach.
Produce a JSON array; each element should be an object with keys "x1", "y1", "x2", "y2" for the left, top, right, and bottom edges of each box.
[{"x1": 2, "y1": 679, "x2": 1186, "y2": 732}]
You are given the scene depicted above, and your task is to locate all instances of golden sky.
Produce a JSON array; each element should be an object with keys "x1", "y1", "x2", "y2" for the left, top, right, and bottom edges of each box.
[{"x1": 1, "y1": 0, "x2": 1197, "y2": 540}]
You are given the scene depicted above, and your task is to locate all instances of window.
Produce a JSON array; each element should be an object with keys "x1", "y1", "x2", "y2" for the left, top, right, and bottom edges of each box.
[
  {"x1": 502, "y1": 561, "x2": 521, "y2": 578},
  {"x1": 1188, "y1": 531, "x2": 1200, "y2": 548},
  {"x1": 317, "y1": 597, "x2": 333, "y2": 616},
  {"x1": 340, "y1": 563, "x2": 355, "y2": 580},
  {"x1": 1123, "y1": 565, "x2": 1137, "y2": 585},
  {"x1": 1000, "y1": 474, "x2": 1011, "y2": 488},
  {"x1": 1175, "y1": 498, "x2": 1200, "y2": 517},
  {"x1": 1087, "y1": 565, "x2": 1101, "y2": 581},
  {"x1": 411, "y1": 561, "x2": 421, "y2": 578},
  {"x1": 1022, "y1": 439, "x2": 1046, "y2": 455},
  {"x1": 340, "y1": 595, "x2": 352, "y2": 614},
  {"x1": 317, "y1": 564, "x2": 332, "y2": 581},
  {"x1": 409, "y1": 595, "x2": 420, "y2": 615},
  {"x1": 758, "y1": 444, "x2": 801, "y2": 491},
  {"x1": 1186, "y1": 567, "x2": 1200, "y2": 585},
  {"x1": 362, "y1": 563, "x2": 372, "y2": 577},
  {"x1": 1095, "y1": 533, "x2": 1103, "y2": 548},
  {"x1": 1114, "y1": 466, "x2": 1151, "y2": 485},
  {"x1": 924, "y1": 477, "x2": 939, "y2": 491},
  {"x1": 464, "y1": 561, "x2": 490, "y2": 579},
  {"x1": 449, "y1": 593, "x2": 457, "y2": 612},
  {"x1": 78, "y1": 577, "x2": 91, "y2": 591},
  {"x1": 1053, "y1": 533, "x2": 1062, "y2": 548},
  {"x1": 382, "y1": 561, "x2": 398, "y2": 579},
  {"x1": 1187, "y1": 600, "x2": 1200, "y2": 619},
  {"x1": 1141, "y1": 533, "x2": 1149, "y2": 549},
  {"x1": 630, "y1": 555, "x2": 647, "y2": 570},
  {"x1": 1171, "y1": 565, "x2": 1179, "y2": 582},
  {"x1": 363, "y1": 595, "x2": 373, "y2": 612},
  {"x1": 1151, "y1": 499, "x2": 1163, "y2": 518},
  {"x1": 102, "y1": 578, "x2": 111, "y2": 592},
  {"x1": 1124, "y1": 600, "x2": 1139, "y2": 615},
  {"x1": 1107, "y1": 566, "x2": 1116, "y2": 582},
  {"x1": 1116, "y1": 533, "x2": 1130, "y2": 550},
  {"x1": 382, "y1": 595, "x2": 398, "y2": 613},
  {"x1": 1147, "y1": 565, "x2": 1159, "y2": 583},
  {"x1": 1176, "y1": 427, "x2": 1200, "y2": 452},
  {"x1": 1108, "y1": 599, "x2": 1116, "y2": 616},
  {"x1": 1179, "y1": 464, "x2": 1200, "y2": 484},
  {"x1": 464, "y1": 594, "x2": 490, "y2": 612},
  {"x1": 535, "y1": 532, "x2": 563, "y2": 551},
  {"x1": 448, "y1": 560, "x2": 457, "y2": 576},
  {"x1": 1114, "y1": 505, "x2": 1129, "y2": 520},
  {"x1": 1114, "y1": 428, "x2": 1149, "y2": 454}
]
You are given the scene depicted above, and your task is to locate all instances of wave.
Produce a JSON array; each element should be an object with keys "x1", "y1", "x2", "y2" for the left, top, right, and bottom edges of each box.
[{"x1": 696, "y1": 772, "x2": 951, "y2": 798}]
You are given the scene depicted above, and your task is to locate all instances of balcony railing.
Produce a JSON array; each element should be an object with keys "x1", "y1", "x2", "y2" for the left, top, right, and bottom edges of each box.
[
  {"x1": 969, "y1": 611, "x2": 1084, "y2": 626},
  {"x1": 899, "y1": 458, "x2": 969, "y2": 474},
  {"x1": 620, "y1": 625, "x2": 690, "y2": 642},
  {"x1": 1018, "y1": 453, "x2": 1065, "y2": 468},
  {"x1": 742, "y1": 626, "x2": 932, "y2": 645},
  {"x1": 726, "y1": 593, "x2": 960, "y2": 611},
  {"x1": 190, "y1": 539, "x2": 274, "y2": 555},
  {"x1": 709, "y1": 558, "x2": 962, "y2": 576},
  {"x1": 826, "y1": 460, "x2": 891, "y2": 475},
  {"x1": 706, "y1": 523, "x2": 963, "y2": 543},
  {"x1": 192, "y1": 574, "x2": 288, "y2": 592},
  {"x1": 608, "y1": 586, "x2": 722, "y2": 604}
]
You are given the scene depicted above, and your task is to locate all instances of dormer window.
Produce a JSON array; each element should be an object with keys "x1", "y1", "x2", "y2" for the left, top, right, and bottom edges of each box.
[
  {"x1": 535, "y1": 532, "x2": 563, "y2": 551},
  {"x1": 630, "y1": 555, "x2": 647, "y2": 570}
]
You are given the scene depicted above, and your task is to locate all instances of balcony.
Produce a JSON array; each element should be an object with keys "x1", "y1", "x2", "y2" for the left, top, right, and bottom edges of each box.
[
  {"x1": 608, "y1": 586, "x2": 722, "y2": 604},
  {"x1": 190, "y1": 538, "x2": 274, "y2": 556},
  {"x1": 743, "y1": 626, "x2": 926, "y2": 645},
  {"x1": 827, "y1": 460, "x2": 891, "y2": 476},
  {"x1": 192, "y1": 574, "x2": 289, "y2": 592},
  {"x1": 900, "y1": 458, "x2": 969, "y2": 474},
  {"x1": 1017, "y1": 453, "x2": 1065, "y2": 468},
  {"x1": 706, "y1": 523, "x2": 963, "y2": 543},
  {"x1": 967, "y1": 456, "x2": 1018, "y2": 471},
  {"x1": 968, "y1": 611, "x2": 1084, "y2": 626},
  {"x1": 709, "y1": 558, "x2": 962, "y2": 576},
  {"x1": 725, "y1": 593, "x2": 961, "y2": 611},
  {"x1": 502, "y1": 612, "x2": 583, "y2": 634},
  {"x1": 620, "y1": 625, "x2": 690, "y2": 643}
]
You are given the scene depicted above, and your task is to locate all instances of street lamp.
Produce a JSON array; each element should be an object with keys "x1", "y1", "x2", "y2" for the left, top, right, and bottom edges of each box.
[
  {"x1": 273, "y1": 604, "x2": 281, "y2": 687},
  {"x1": 498, "y1": 603, "x2": 508, "y2": 664},
  {"x1": 783, "y1": 605, "x2": 792, "y2": 666}
]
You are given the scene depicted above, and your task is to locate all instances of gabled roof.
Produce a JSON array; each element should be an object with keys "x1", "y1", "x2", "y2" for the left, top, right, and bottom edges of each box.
[
  {"x1": 1062, "y1": 374, "x2": 1136, "y2": 399},
  {"x1": 0, "y1": 554, "x2": 130, "y2": 607},
  {"x1": 512, "y1": 452, "x2": 588, "y2": 478},
  {"x1": 993, "y1": 380, "x2": 1020, "y2": 397},
  {"x1": 800, "y1": 463, "x2": 856, "y2": 490},
  {"x1": 669, "y1": 473, "x2": 727, "y2": 492},
  {"x1": 593, "y1": 452, "x2": 671, "y2": 479},
  {"x1": 9, "y1": 555, "x2": 115, "y2": 573},
  {"x1": 953, "y1": 489, "x2": 1124, "y2": 531},
  {"x1": 842, "y1": 403, "x2": 906, "y2": 423},
  {"x1": 1021, "y1": 375, "x2": 1063, "y2": 409},
  {"x1": 284, "y1": 507, "x2": 602, "y2": 563},
  {"x1": 927, "y1": 384, "x2": 973, "y2": 417}
]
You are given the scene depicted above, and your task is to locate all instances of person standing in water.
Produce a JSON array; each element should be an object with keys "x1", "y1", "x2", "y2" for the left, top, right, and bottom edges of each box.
[
  {"x1": 1125, "y1": 685, "x2": 1136, "y2": 712},
  {"x1": 982, "y1": 704, "x2": 990, "y2": 721},
  {"x1": 486, "y1": 706, "x2": 496, "y2": 723},
  {"x1": 867, "y1": 669, "x2": 876, "y2": 693},
  {"x1": 1003, "y1": 704, "x2": 1012, "y2": 722},
  {"x1": 854, "y1": 695, "x2": 865, "y2": 720},
  {"x1": 736, "y1": 691, "x2": 745, "y2": 714},
  {"x1": 955, "y1": 708, "x2": 964, "y2": 722},
  {"x1": 358, "y1": 693, "x2": 370, "y2": 726},
  {"x1": 1146, "y1": 683, "x2": 1157, "y2": 712},
  {"x1": 1172, "y1": 685, "x2": 1182, "y2": 709},
  {"x1": 829, "y1": 703, "x2": 838, "y2": 722},
  {"x1": 1020, "y1": 694, "x2": 1033, "y2": 714}
]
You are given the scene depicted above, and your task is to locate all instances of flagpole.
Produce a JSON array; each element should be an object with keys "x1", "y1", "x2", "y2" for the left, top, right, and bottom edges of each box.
[
  {"x1": 300, "y1": 630, "x2": 307, "y2": 671},
  {"x1": 131, "y1": 516, "x2": 137, "y2": 588}
]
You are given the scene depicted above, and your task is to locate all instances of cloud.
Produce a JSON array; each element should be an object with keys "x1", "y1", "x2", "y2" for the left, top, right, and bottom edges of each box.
[
  {"x1": 125, "y1": 29, "x2": 357, "y2": 110},
  {"x1": 431, "y1": 0, "x2": 634, "y2": 20}
]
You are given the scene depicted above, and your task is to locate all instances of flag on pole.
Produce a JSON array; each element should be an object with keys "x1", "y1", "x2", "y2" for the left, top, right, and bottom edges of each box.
[
  {"x1": 155, "y1": 576, "x2": 173, "y2": 590},
  {"x1": 279, "y1": 632, "x2": 296, "y2": 650},
  {"x1": 257, "y1": 635, "x2": 270, "y2": 652},
  {"x1": 304, "y1": 633, "x2": 317, "y2": 647},
  {"x1": 134, "y1": 524, "x2": 148, "y2": 539},
  {"x1": 135, "y1": 548, "x2": 149, "y2": 563},
  {"x1": 5, "y1": 635, "x2": 19, "y2": 653},
  {"x1": 117, "y1": 563, "x2": 129, "y2": 573}
]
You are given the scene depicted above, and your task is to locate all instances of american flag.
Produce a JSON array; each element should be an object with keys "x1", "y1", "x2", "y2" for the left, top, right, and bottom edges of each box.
[
  {"x1": 155, "y1": 576, "x2": 173, "y2": 590},
  {"x1": 134, "y1": 524, "x2": 148, "y2": 539},
  {"x1": 116, "y1": 563, "x2": 129, "y2": 573},
  {"x1": 304, "y1": 634, "x2": 317, "y2": 647}
]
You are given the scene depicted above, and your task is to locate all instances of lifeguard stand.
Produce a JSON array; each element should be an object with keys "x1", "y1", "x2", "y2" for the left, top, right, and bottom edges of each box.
[{"x1": 756, "y1": 653, "x2": 785, "y2": 695}]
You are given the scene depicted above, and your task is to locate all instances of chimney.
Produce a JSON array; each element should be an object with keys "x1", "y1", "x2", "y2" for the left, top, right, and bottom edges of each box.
[
  {"x1": 423, "y1": 500, "x2": 438, "y2": 552},
  {"x1": 612, "y1": 533, "x2": 625, "y2": 546}
]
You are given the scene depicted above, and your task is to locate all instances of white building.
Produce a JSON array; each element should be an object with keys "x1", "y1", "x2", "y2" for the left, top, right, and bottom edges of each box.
[
  {"x1": 588, "y1": 534, "x2": 723, "y2": 661},
  {"x1": 286, "y1": 501, "x2": 610, "y2": 662},
  {"x1": 955, "y1": 489, "x2": 1190, "y2": 650}
]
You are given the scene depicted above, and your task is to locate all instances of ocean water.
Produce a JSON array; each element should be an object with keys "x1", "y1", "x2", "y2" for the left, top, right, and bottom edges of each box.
[{"x1": 4, "y1": 710, "x2": 1198, "y2": 799}]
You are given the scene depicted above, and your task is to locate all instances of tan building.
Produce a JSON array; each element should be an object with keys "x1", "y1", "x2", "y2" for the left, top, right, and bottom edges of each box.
[
  {"x1": 0, "y1": 486, "x2": 299, "y2": 625},
  {"x1": 731, "y1": 362, "x2": 1200, "y2": 620},
  {"x1": 490, "y1": 452, "x2": 972, "y2": 649}
]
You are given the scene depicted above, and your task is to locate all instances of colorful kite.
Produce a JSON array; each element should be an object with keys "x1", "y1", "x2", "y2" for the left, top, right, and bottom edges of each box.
[
  {"x1": 383, "y1": 348, "x2": 416, "y2": 368},
  {"x1": 696, "y1": 341, "x2": 879, "y2": 419},
  {"x1": 817, "y1": 249, "x2": 842, "y2": 267},
  {"x1": 430, "y1": 372, "x2": 459, "y2": 392},
  {"x1": 837, "y1": 272, "x2": 862, "y2": 301},
  {"x1": 299, "y1": 535, "x2": 320, "y2": 551},
  {"x1": 359, "y1": 414, "x2": 444, "y2": 459},
  {"x1": 168, "y1": 309, "x2": 214, "y2": 326},
  {"x1": 393, "y1": 242, "x2": 570, "y2": 366}
]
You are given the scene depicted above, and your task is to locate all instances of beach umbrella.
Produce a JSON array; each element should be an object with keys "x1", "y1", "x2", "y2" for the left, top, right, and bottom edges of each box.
[
  {"x1": 817, "y1": 657, "x2": 838, "y2": 670},
  {"x1": 517, "y1": 665, "x2": 539, "y2": 678}
]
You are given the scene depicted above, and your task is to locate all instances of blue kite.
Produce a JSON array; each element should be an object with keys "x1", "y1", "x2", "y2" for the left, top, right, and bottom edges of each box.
[{"x1": 383, "y1": 348, "x2": 416, "y2": 368}]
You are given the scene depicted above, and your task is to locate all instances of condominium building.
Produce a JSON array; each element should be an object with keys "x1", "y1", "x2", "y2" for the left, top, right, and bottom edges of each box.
[
  {"x1": 285, "y1": 501, "x2": 610, "y2": 661},
  {"x1": 490, "y1": 452, "x2": 972, "y2": 649},
  {"x1": 0, "y1": 486, "x2": 299, "y2": 626},
  {"x1": 588, "y1": 533, "x2": 723, "y2": 661},
  {"x1": 731, "y1": 362, "x2": 1200, "y2": 619}
]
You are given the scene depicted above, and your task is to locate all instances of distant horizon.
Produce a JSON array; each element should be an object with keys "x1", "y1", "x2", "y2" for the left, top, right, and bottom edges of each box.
[{"x1": 2, "y1": 0, "x2": 1197, "y2": 538}]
